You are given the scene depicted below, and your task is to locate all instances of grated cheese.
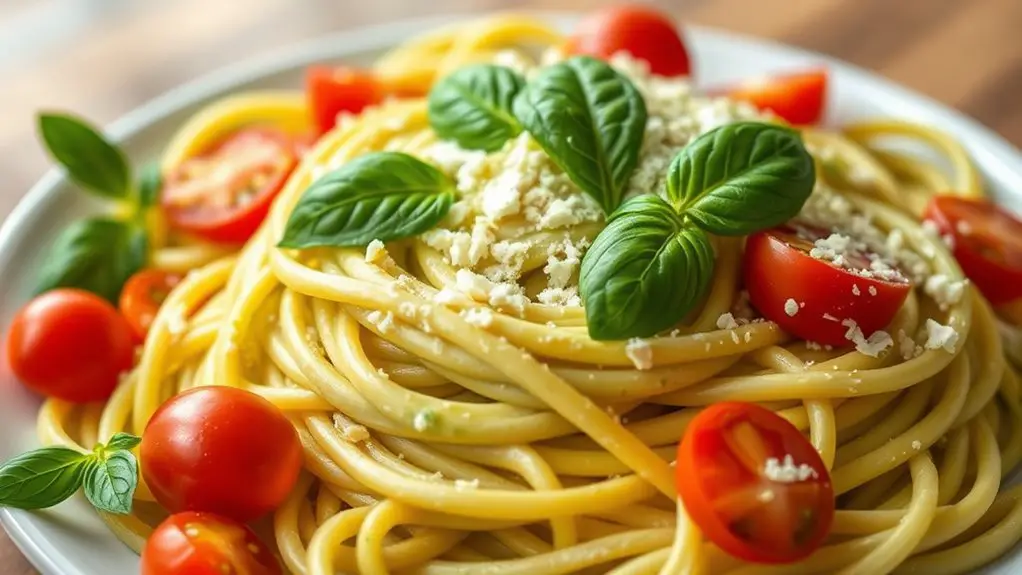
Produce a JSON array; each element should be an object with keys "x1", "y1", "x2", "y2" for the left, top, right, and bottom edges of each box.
[
  {"x1": 625, "y1": 338, "x2": 654, "y2": 370},
  {"x1": 763, "y1": 455, "x2": 819, "y2": 483},
  {"x1": 716, "y1": 312, "x2": 740, "y2": 330},
  {"x1": 924, "y1": 319, "x2": 959, "y2": 353},
  {"x1": 841, "y1": 318, "x2": 892, "y2": 357},
  {"x1": 784, "y1": 298, "x2": 800, "y2": 317},
  {"x1": 365, "y1": 239, "x2": 386, "y2": 263}
]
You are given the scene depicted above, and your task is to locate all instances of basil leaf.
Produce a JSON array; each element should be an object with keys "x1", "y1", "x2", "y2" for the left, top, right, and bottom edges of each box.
[
  {"x1": 38, "y1": 112, "x2": 131, "y2": 200},
  {"x1": 513, "y1": 56, "x2": 646, "y2": 214},
  {"x1": 135, "y1": 162, "x2": 163, "y2": 208},
  {"x1": 103, "y1": 433, "x2": 141, "y2": 452},
  {"x1": 279, "y1": 151, "x2": 455, "y2": 248},
  {"x1": 82, "y1": 450, "x2": 137, "y2": 515},
  {"x1": 0, "y1": 447, "x2": 88, "y2": 509},
  {"x1": 35, "y1": 217, "x2": 148, "y2": 303},
  {"x1": 428, "y1": 64, "x2": 525, "y2": 152},
  {"x1": 666, "y1": 122, "x2": 815, "y2": 235},
  {"x1": 580, "y1": 195, "x2": 714, "y2": 340}
]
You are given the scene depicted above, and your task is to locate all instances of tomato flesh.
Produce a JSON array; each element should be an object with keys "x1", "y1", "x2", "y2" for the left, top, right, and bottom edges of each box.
[
  {"x1": 726, "y1": 70, "x2": 827, "y2": 125},
  {"x1": 924, "y1": 196, "x2": 1022, "y2": 305},
  {"x1": 141, "y1": 512, "x2": 280, "y2": 575},
  {"x1": 161, "y1": 128, "x2": 297, "y2": 244},
  {"x1": 140, "y1": 386, "x2": 302, "y2": 522},
  {"x1": 565, "y1": 5, "x2": 691, "y2": 77},
  {"x1": 677, "y1": 402, "x2": 834, "y2": 564},
  {"x1": 744, "y1": 225, "x2": 911, "y2": 347},
  {"x1": 119, "y1": 269, "x2": 181, "y2": 341},
  {"x1": 306, "y1": 65, "x2": 382, "y2": 134},
  {"x1": 6, "y1": 289, "x2": 134, "y2": 403}
]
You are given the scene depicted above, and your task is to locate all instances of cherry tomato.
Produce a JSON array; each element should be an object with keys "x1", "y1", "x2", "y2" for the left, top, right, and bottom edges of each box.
[
  {"x1": 6, "y1": 289, "x2": 134, "y2": 403},
  {"x1": 677, "y1": 402, "x2": 834, "y2": 564},
  {"x1": 140, "y1": 386, "x2": 302, "y2": 522},
  {"x1": 306, "y1": 66, "x2": 381, "y2": 134},
  {"x1": 744, "y1": 225, "x2": 911, "y2": 347},
  {"x1": 161, "y1": 128, "x2": 297, "y2": 244},
  {"x1": 565, "y1": 5, "x2": 691, "y2": 77},
  {"x1": 725, "y1": 70, "x2": 827, "y2": 125},
  {"x1": 141, "y1": 512, "x2": 280, "y2": 575},
  {"x1": 119, "y1": 269, "x2": 181, "y2": 340},
  {"x1": 924, "y1": 196, "x2": 1022, "y2": 306}
]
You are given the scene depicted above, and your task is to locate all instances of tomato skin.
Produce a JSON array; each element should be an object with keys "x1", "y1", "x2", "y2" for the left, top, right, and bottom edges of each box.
[
  {"x1": 565, "y1": 5, "x2": 691, "y2": 77},
  {"x1": 161, "y1": 128, "x2": 297, "y2": 245},
  {"x1": 306, "y1": 66, "x2": 381, "y2": 134},
  {"x1": 744, "y1": 227, "x2": 911, "y2": 347},
  {"x1": 141, "y1": 512, "x2": 281, "y2": 575},
  {"x1": 140, "y1": 386, "x2": 302, "y2": 522},
  {"x1": 677, "y1": 402, "x2": 834, "y2": 564},
  {"x1": 6, "y1": 289, "x2": 134, "y2": 403},
  {"x1": 726, "y1": 70, "x2": 827, "y2": 125},
  {"x1": 924, "y1": 196, "x2": 1022, "y2": 306},
  {"x1": 119, "y1": 269, "x2": 181, "y2": 341}
]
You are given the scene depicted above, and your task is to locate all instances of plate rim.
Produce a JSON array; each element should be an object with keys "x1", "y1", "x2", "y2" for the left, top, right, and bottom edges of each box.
[{"x1": 3, "y1": 10, "x2": 1021, "y2": 574}]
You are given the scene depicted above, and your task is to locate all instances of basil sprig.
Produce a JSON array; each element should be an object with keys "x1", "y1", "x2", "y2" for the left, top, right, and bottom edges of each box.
[
  {"x1": 35, "y1": 112, "x2": 157, "y2": 302},
  {"x1": 580, "y1": 122, "x2": 815, "y2": 340},
  {"x1": 0, "y1": 433, "x2": 141, "y2": 514},
  {"x1": 428, "y1": 64, "x2": 525, "y2": 152},
  {"x1": 279, "y1": 151, "x2": 455, "y2": 248},
  {"x1": 514, "y1": 56, "x2": 647, "y2": 214}
]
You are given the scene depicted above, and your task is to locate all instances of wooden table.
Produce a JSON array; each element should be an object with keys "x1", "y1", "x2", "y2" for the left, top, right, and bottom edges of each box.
[{"x1": 1, "y1": 0, "x2": 1020, "y2": 571}]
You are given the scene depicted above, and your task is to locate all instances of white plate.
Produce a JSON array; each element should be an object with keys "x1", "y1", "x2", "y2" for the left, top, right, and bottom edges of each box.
[{"x1": 2, "y1": 12, "x2": 1021, "y2": 575}]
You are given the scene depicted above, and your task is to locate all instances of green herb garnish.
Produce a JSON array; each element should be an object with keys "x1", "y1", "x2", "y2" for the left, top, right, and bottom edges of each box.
[{"x1": 428, "y1": 64, "x2": 525, "y2": 152}]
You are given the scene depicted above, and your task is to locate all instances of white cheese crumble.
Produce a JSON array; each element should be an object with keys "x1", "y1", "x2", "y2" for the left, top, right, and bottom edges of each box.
[
  {"x1": 841, "y1": 318, "x2": 893, "y2": 358},
  {"x1": 784, "y1": 298, "x2": 800, "y2": 317},
  {"x1": 625, "y1": 338, "x2": 654, "y2": 370},
  {"x1": 924, "y1": 319, "x2": 959, "y2": 353},
  {"x1": 763, "y1": 455, "x2": 819, "y2": 483},
  {"x1": 898, "y1": 329, "x2": 922, "y2": 360},
  {"x1": 462, "y1": 307, "x2": 495, "y2": 328},
  {"x1": 924, "y1": 275, "x2": 967, "y2": 310},
  {"x1": 716, "y1": 313, "x2": 740, "y2": 330},
  {"x1": 365, "y1": 239, "x2": 386, "y2": 263},
  {"x1": 911, "y1": 440, "x2": 923, "y2": 451},
  {"x1": 412, "y1": 410, "x2": 436, "y2": 432},
  {"x1": 367, "y1": 310, "x2": 395, "y2": 334},
  {"x1": 454, "y1": 478, "x2": 481, "y2": 491}
]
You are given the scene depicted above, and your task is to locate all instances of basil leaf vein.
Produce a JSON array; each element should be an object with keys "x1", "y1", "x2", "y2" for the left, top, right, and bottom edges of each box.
[
  {"x1": 513, "y1": 56, "x2": 647, "y2": 214},
  {"x1": 82, "y1": 450, "x2": 138, "y2": 515},
  {"x1": 103, "y1": 433, "x2": 142, "y2": 452},
  {"x1": 666, "y1": 122, "x2": 815, "y2": 235},
  {"x1": 279, "y1": 151, "x2": 455, "y2": 248},
  {"x1": 0, "y1": 447, "x2": 89, "y2": 509},
  {"x1": 38, "y1": 112, "x2": 131, "y2": 200},
  {"x1": 580, "y1": 195, "x2": 714, "y2": 340},
  {"x1": 35, "y1": 217, "x2": 148, "y2": 303},
  {"x1": 428, "y1": 64, "x2": 525, "y2": 152}
]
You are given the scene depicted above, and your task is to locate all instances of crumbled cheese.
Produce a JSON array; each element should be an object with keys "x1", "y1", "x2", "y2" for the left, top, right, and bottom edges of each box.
[
  {"x1": 454, "y1": 478, "x2": 481, "y2": 491},
  {"x1": 434, "y1": 287, "x2": 462, "y2": 306},
  {"x1": 924, "y1": 319, "x2": 959, "y2": 353},
  {"x1": 413, "y1": 410, "x2": 436, "y2": 432},
  {"x1": 537, "y1": 286, "x2": 582, "y2": 307},
  {"x1": 924, "y1": 275, "x2": 967, "y2": 310},
  {"x1": 365, "y1": 239, "x2": 386, "y2": 263},
  {"x1": 852, "y1": 284, "x2": 861, "y2": 296},
  {"x1": 784, "y1": 299, "x2": 799, "y2": 317},
  {"x1": 763, "y1": 455, "x2": 819, "y2": 483},
  {"x1": 717, "y1": 313, "x2": 740, "y2": 330},
  {"x1": 841, "y1": 318, "x2": 893, "y2": 357},
  {"x1": 868, "y1": 286, "x2": 878, "y2": 296},
  {"x1": 911, "y1": 440, "x2": 923, "y2": 451},
  {"x1": 488, "y1": 284, "x2": 529, "y2": 316},
  {"x1": 625, "y1": 338, "x2": 654, "y2": 370},
  {"x1": 343, "y1": 425, "x2": 370, "y2": 443},
  {"x1": 898, "y1": 329, "x2": 922, "y2": 360},
  {"x1": 462, "y1": 307, "x2": 495, "y2": 328},
  {"x1": 367, "y1": 310, "x2": 395, "y2": 334}
]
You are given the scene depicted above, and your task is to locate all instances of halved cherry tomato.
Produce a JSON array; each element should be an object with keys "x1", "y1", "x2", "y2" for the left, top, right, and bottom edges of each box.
[
  {"x1": 307, "y1": 66, "x2": 382, "y2": 134},
  {"x1": 677, "y1": 402, "x2": 834, "y2": 564},
  {"x1": 744, "y1": 225, "x2": 911, "y2": 347},
  {"x1": 141, "y1": 512, "x2": 280, "y2": 575},
  {"x1": 6, "y1": 289, "x2": 134, "y2": 403},
  {"x1": 140, "y1": 386, "x2": 302, "y2": 522},
  {"x1": 725, "y1": 70, "x2": 827, "y2": 125},
  {"x1": 119, "y1": 269, "x2": 181, "y2": 340},
  {"x1": 161, "y1": 128, "x2": 297, "y2": 244},
  {"x1": 924, "y1": 196, "x2": 1022, "y2": 306},
  {"x1": 565, "y1": 5, "x2": 691, "y2": 77}
]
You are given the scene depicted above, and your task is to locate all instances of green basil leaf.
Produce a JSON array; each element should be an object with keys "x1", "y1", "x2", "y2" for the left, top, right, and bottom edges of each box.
[
  {"x1": 279, "y1": 151, "x2": 455, "y2": 248},
  {"x1": 666, "y1": 122, "x2": 815, "y2": 235},
  {"x1": 38, "y1": 112, "x2": 131, "y2": 200},
  {"x1": 135, "y1": 162, "x2": 163, "y2": 209},
  {"x1": 35, "y1": 217, "x2": 148, "y2": 302},
  {"x1": 103, "y1": 433, "x2": 141, "y2": 452},
  {"x1": 428, "y1": 64, "x2": 525, "y2": 152},
  {"x1": 513, "y1": 56, "x2": 646, "y2": 214},
  {"x1": 580, "y1": 195, "x2": 714, "y2": 340},
  {"x1": 0, "y1": 447, "x2": 88, "y2": 509},
  {"x1": 82, "y1": 450, "x2": 137, "y2": 515}
]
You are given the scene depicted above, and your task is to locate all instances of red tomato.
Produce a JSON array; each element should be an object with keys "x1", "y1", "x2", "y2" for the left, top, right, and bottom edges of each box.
[
  {"x1": 6, "y1": 289, "x2": 134, "y2": 403},
  {"x1": 119, "y1": 269, "x2": 181, "y2": 340},
  {"x1": 677, "y1": 402, "x2": 834, "y2": 564},
  {"x1": 565, "y1": 5, "x2": 691, "y2": 77},
  {"x1": 140, "y1": 386, "x2": 302, "y2": 522},
  {"x1": 744, "y1": 225, "x2": 911, "y2": 347},
  {"x1": 306, "y1": 66, "x2": 381, "y2": 134},
  {"x1": 141, "y1": 512, "x2": 280, "y2": 575},
  {"x1": 924, "y1": 196, "x2": 1022, "y2": 305},
  {"x1": 161, "y1": 128, "x2": 297, "y2": 244},
  {"x1": 726, "y1": 70, "x2": 827, "y2": 125}
]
